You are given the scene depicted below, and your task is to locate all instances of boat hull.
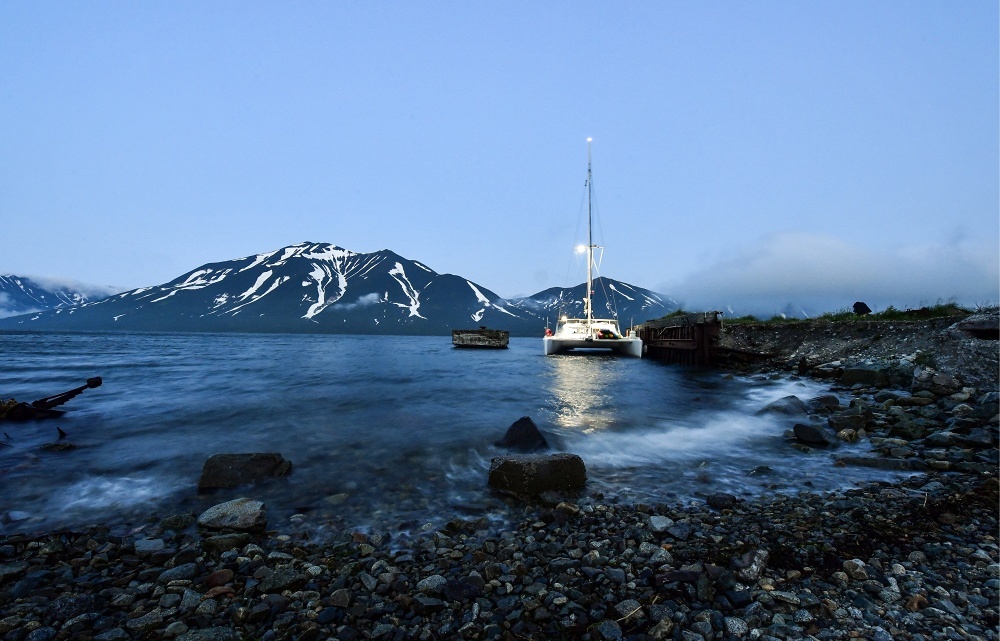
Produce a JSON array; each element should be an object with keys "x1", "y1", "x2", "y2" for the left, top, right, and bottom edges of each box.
[{"x1": 543, "y1": 335, "x2": 642, "y2": 357}]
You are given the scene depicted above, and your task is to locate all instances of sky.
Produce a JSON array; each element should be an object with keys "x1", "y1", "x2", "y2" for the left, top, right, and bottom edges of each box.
[{"x1": 1, "y1": 2, "x2": 997, "y2": 316}]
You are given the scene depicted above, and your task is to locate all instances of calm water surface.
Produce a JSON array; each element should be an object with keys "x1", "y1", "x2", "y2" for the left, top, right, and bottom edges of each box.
[{"x1": 0, "y1": 332, "x2": 909, "y2": 538}]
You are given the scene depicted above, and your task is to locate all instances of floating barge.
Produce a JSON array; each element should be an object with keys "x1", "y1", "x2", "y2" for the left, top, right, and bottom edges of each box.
[{"x1": 452, "y1": 327, "x2": 510, "y2": 349}]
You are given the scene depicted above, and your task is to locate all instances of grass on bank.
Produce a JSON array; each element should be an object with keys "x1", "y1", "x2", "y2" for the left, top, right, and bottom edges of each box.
[{"x1": 659, "y1": 302, "x2": 984, "y2": 326}]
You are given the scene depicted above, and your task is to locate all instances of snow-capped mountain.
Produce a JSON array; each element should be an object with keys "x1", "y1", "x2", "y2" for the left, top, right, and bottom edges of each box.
[
  {"x1": 0, "y1": 242, "x2": 677, "y2": 335},
  {"x1": 509, "y1": 277, "x2": 677, "y2": 327},
  {"x1": 0, "y1": 275, "x2": 119, "y2": 319}
]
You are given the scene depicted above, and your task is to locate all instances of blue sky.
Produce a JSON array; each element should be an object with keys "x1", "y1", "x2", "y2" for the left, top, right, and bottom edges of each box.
[{"x1": 2, "y1": 2, "x2": 997, "y2": 315}]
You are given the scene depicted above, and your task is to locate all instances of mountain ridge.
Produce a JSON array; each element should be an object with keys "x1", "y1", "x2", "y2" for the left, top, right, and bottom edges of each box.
[{"x1": 0, "y1": 242, "x2": 678, "y2": 336}]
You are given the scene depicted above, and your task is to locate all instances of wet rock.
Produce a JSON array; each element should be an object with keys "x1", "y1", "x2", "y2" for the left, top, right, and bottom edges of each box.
[
  {"x1": 913, "y1": 367, "x2": 963, "y2": 396},
  {"x1": 706, "y1": 492, "x2": 737, "y2": 510},
  {"x1": 837, "y1": 428, "x2": 859, "y2": 442},
  {"x1": 592, "y1": 619, "x2": 623, "y2": 640},
  {"x1": 494, "y1": 416, "x2": 549, "y2": 452},
  {"x1": 203, "y1": 532, "x2": 252, "y2": 552},
  {"x1": 198, "y1": 453, "x2": 292, "y2": 490},
  {"x1": 488, "y1": 453, "x2": 586, "y2": 496},
  {"x1": 841, "y1": 366, "x2": 889, "y2": 387},
  {"x1": 0, "y1": 560, "x2": 28, "y2": 582},
  {"x1": 809, "y1": 394, "x2": 842, "y2": 410},
  {"x1": 416, "y1": 574, "x2": 447, "y2": 595},
  {"x1": 828, "y1": 413, "x2": 866, "y2": 432},
  {"x1": 793, "y1": 423, "x2": 839, "y2": 446},
  {"x1": 158, "y1": 562, "x2": 198, "y2": 583},
  {"x1": 257, "y1": 566, "x2": 306, "y2": 593},
  {"x1": 197, "y1": 497, "x2": 267, "y2": 532},
  {"x1": 756, "y1": 395, "x2": 808, "y2": 416},
  {"x1": 733, "y1": 549, "x2": 768, "y2": 582},
  {"x1": 835, "y1": 456, "x2": 915, "y2": 470},
  {"x1": 176, "y1": 628, "x2": 241, "y2": 641}
]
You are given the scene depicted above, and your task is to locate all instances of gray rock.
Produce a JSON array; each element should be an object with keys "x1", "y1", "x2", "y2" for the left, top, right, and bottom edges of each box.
[
  {"x1": 198, "y1": 453, "x2": 292, "y2": 490},
  {"x1": 592, "y1": 619, "x2": 623, "y2": 641},
  {"x1": 197, "y1": 497, "x2": 267, "y2": 532},
  {"x1": 614, "y1": 598, "x2": 641, "y2": 619},
  {"x1": 412, "y1": 594, "x2": 446, "y2": 614},
  {"x1": 416, "y1": 574, "x2": 447, "y2": 595},
  {"x1": 258, "y1": 567, "x2": 307, "y2": 593},
  {"x1": 134, "y1": 538, "x2": 166, "y2": 556},
  {"x1": 913, "y1": 367, "x2": 963, "y2": 397},
  {"x1": 158, "y1": 562, "x2": 198, "y2": 583},
  {"x1": 203, "y1": 532, "x2": 252, "y2": 552},
  {"x1": 649, "y1": 515, "x2": 674, "y2": 532},
  {"x1": 176, "y1": 628, "x2": 241, "y2": 641},
  {"x1": 794, "y1": 423, "x2": 839, "y2": 446},
  {"x1": 0, "y1": 561, "x2": 28, "y2": 582},
  {"x1": 126, "y1": 610, "x2": 164, "y2": 633},
  {"x1": 330, "y1": 588, "x2": 352, "y2": 608},
  {"x1": 25, "y1": 628, "x2": 57, "y2": 641},
  {"x1": 733, "y1": 549, "x2": 768, "y2": 582},
  {"x1": 706, "y1": 493, "x2": 737, "y2": 509},
  {"x1": 487, "y1": 453, "x2": 586, "y2": 496},
  {"x1": 667, "y1": 522, "x2": 693, "y2": 540},
  {"x1": 723, "y1": 616, "x2": 748, "y2": 636},
  {"x1": 649, "y1": 618, "x2": 674, "y2": 640},
  {"x1": 828, "y1": 414, "x2": 866, "y2": 432},
  {"x1": 756, "y1": 395, "x2": 808, "y2": 416}
]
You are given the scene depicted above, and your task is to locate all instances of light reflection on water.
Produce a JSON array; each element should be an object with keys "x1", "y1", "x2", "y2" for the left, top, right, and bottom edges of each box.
[{"x1": 0, "y1": 332, "x2": 914, "y2": 537}]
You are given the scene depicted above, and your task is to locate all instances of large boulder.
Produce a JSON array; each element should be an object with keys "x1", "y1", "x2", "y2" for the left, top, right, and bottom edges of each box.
[
  {"x1": 494, "y1": 416, "x2": 549, "y2": 452},
  {"x1": 197, "y1": 498, "x2": 267, "y2": 532},
  {"x1": 488, "y1": 453, "x2": 586, "y2": 497},
  {"x1": 198, "y1": 453, "x2": 292, "y2": 490},
  {"x1": 755, "y1": 395, "x2": 808, "y2": 416},
  {"x1": 793, "y1": 423, "x2": 839, "y2": 446},
  {"x1": 912, "y1": 367, "x2": 963, "y2": 397}
]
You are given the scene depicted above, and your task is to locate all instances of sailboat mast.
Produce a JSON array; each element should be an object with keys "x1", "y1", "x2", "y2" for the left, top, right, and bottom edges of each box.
[{"x1": 586, "y1": 137, "x2": 593, "y2": 330}]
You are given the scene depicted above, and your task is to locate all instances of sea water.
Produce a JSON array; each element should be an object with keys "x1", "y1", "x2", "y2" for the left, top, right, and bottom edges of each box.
[{"x1": 0, "y1": 332, "x2": 909, "y2": 538}]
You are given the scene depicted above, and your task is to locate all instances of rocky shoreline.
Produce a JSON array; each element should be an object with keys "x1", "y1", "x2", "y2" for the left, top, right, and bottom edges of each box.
[{"x1": 1, "y1": 315, "x2": 998, "y2": 641}]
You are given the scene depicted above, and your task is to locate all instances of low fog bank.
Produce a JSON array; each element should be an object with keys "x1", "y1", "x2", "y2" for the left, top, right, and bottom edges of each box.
[{"x1": 663, "y1": 232, "x2": 999, "y2": 319}]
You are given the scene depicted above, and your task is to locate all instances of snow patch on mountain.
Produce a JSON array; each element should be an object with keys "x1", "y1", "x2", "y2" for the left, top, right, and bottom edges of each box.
[{"x1": 389, "y1": 263, "x2": 425, "y2": 319}]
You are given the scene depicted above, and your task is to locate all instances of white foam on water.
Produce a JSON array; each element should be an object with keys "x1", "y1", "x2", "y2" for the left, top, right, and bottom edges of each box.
[
  {"x1": 562, "y1": 410, "x2": 780, "y2": 469},
  {"x1": 46, "y1": 475, "x2": 186, "y2": 519},
  {"x1": 740, "y1": 375, "x2": 834, "y2": 410}
]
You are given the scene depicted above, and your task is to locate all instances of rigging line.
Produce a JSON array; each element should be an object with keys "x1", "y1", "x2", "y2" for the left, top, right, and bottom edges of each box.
[
  {"x1": 583, "y1": 158, "x2": 623, "y2": 321},
  {"x1": 556, "y1": 165, "x2": 592, "y2": 316}
]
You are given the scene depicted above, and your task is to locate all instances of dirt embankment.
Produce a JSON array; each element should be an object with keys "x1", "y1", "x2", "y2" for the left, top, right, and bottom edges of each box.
[{"x1": 717, "y1": 310, "x2": 999, "y2": 392}]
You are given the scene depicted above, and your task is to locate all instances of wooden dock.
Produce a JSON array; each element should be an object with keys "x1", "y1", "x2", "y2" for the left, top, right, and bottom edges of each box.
[
  {"x1": 635, "y1": 312, "x2": 722, "y2": 366},
  {"x1": 636, "y1": 312, "x2": 776, "y2": 367}
]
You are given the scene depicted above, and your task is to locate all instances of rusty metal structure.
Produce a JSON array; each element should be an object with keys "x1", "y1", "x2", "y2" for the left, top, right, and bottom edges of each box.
[
  {"x1": 635, "y1": 312, "x2": 723, "y2": 366},
  {"x1": 452, "y1": 327, "x2": 510, "y2": 349}
]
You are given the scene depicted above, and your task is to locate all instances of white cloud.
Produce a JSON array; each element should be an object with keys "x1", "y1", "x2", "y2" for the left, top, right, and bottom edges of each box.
[
  {"x1": 0, "y1": 292, "x2": 41, "y2": 319},
  {"x1": 663, "y1": 232, "x2": 999, "y2": 317},
  {"x1": 24, "y1": 275, "x2": 121, "y2": 300},
  {"x1": 339, "y1": 292, "x2": 382, "y2": 311}
]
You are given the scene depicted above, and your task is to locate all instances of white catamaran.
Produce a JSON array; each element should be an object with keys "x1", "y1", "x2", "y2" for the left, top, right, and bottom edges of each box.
[{"x1": 543, "y1": 139, "x2": 643, "y2": 358}]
